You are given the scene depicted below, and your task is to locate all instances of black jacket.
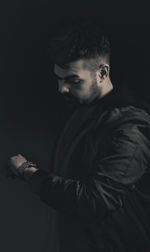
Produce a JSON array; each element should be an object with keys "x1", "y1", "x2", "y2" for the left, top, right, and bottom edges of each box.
[{"x1": 30, "y1": 88, "x2": 150, "y2": 252}]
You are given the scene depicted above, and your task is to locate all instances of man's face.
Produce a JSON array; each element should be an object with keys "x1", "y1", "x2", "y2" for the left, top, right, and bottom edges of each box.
[{"x1": 54, "y1": 59, "x2": 101, "y2": 105}]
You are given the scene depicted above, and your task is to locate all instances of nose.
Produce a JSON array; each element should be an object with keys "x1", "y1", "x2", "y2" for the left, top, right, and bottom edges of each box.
[{"x1": 58, "y1": 82, "x2": 70, "y2": 94}]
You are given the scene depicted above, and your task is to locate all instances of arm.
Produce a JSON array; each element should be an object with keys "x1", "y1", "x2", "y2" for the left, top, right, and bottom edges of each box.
[{"x1": 28, "y1": 120, "x2": 150, "y2": 223}]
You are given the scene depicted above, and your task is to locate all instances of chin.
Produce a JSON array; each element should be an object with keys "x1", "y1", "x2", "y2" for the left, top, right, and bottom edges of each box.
[
  {"x1": 64, "y1": 97, "x2": 79, "y2": 108},
  {"x1": 79, "y1": 97, "x2": 94, "y2": 105}
]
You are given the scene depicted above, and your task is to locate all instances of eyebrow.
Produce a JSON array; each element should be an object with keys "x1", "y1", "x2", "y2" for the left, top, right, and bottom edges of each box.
[{"x1": 54, "y1": 73, "x2": 80, "y2": 80}]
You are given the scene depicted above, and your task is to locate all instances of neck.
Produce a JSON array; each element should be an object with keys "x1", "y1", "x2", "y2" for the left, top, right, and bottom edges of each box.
[{"x1": 99, "y1": 78, "x2": 113, "y2": 99}]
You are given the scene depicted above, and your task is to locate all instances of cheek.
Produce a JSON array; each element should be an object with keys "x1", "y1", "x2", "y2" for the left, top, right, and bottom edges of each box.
[{"x1": 72, "y1": 82, "x2": 92, "y2": 97}]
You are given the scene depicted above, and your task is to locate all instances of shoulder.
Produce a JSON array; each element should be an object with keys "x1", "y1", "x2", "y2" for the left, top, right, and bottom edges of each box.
[
  {"x1": 92, "y1": 105, "x2": 150, "y2": 153},
  {"x1": 93, "y1": 105, "x2": 150, "y2": 185},
  {"x1": 95, "y1": 105, "x2": 150, "y2": 132}
]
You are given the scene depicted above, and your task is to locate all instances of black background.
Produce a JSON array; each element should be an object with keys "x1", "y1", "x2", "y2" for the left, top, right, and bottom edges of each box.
[
  {"x1": 1, "y1": 0, "x2": 150, "y2": 115},
  {"x1": 0, "y1": 1, "x2": 150, "y2": 251}
]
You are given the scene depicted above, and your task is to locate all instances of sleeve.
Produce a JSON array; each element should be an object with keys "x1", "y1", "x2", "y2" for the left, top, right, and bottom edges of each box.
[{"x1": 29, "y1": 113, "x2": 150, "y2": 223}]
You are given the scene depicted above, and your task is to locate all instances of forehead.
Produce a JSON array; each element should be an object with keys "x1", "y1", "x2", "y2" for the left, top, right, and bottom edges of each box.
[{"x1": 54, "y1": 59, "x2": 94, "y2": 78}]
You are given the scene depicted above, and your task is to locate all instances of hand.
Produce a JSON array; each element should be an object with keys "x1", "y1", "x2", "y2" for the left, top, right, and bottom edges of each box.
[
  {"x1": 8, "y1": 154, "x2": 39, "y2": 180},
  {"x1": 8, "y1": 154, "x2": 27, "y2": 176}
]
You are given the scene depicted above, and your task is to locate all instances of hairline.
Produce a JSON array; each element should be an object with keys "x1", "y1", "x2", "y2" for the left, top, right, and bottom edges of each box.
[{"x1": 55, "y1": 54, "x2": 110, "y2": 71}]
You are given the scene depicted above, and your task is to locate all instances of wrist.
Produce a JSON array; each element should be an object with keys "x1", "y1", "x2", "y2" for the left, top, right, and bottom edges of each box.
[
  {"x1": 17, "y1": 161, "x2": 39, "y2": 181},
  {"x1": 23, "y1": 167, "x2": 39, "y2": 181}
]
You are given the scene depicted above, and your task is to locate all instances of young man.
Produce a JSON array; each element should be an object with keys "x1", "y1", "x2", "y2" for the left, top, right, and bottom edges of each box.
[{"x1": 8, "y1": 20, "x2": 150, "y2": 252}]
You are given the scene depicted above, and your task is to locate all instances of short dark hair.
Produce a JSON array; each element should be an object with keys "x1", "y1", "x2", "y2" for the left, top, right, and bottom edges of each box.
[{"x1": 48, "y1": 18, "x2": 111, "y2": 68}]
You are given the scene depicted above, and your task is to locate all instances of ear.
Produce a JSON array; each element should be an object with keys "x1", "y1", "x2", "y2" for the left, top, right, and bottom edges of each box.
[{"x1": 96, "y1": 64, "x2": 110, "y2": 85}]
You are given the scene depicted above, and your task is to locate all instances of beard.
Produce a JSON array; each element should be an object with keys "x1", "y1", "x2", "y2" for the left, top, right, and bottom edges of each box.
[
  {"x1": 61, "y1": 79, "x2": 101, "y2": 108},
  {"x1": 62, "y1": 93, "x2": 81, "y2": 110}
]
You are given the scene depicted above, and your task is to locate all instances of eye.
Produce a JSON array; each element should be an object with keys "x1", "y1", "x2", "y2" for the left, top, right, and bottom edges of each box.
[{"x1": 69, "y1": 79, "x2": 81, "y2": 85}]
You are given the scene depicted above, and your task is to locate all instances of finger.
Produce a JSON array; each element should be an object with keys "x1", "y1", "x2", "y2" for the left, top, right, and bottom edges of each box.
[
  {"x1": 18, "y1": 154, "x2": 27, "y2": 160},
  {"x1": 10, "y1": 155, "x2": 18, "y2": 160},
  {"x1": 18, "y1": 154, "x2": 23, "y2": 157},
  {"x1": 8, "y1": 157, "x2": 15, "y2": 166}
]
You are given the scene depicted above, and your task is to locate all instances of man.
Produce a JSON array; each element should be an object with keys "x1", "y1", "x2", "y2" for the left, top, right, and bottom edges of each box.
[{"x1": 8, "y1": 20, "x2": 150, "y2": 252}]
